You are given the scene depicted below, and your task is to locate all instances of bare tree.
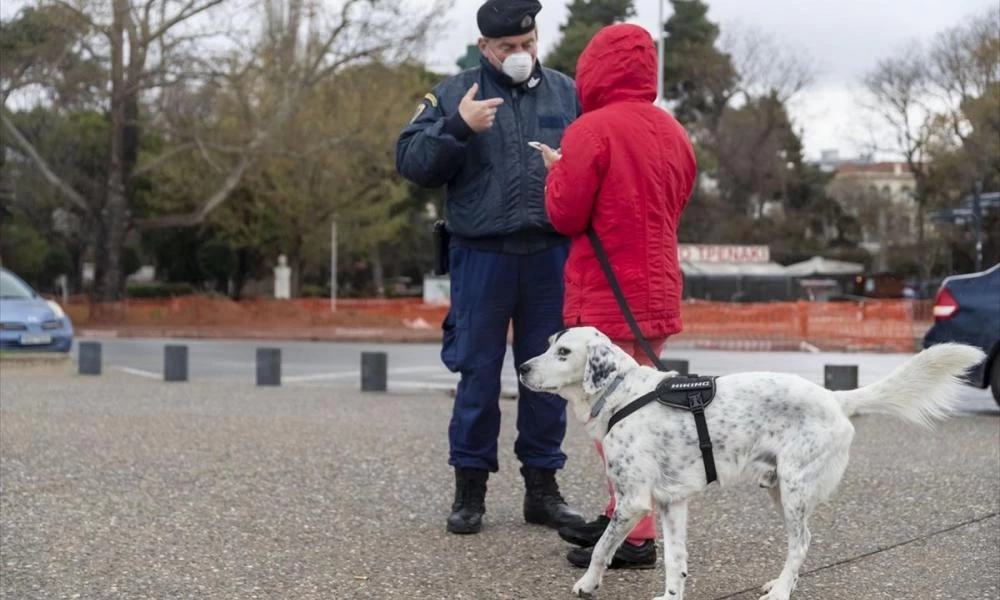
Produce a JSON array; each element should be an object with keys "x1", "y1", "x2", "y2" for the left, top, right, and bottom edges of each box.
[
  {"x1": 199, "y1": 59, "x2": 432, "y2": 298},
  {"x1": 928, "y1": 5, "x2": 1000, "y2": 183},
  {"x1": 705, "y1": 25, "x2": 817, "y2": 223},
  {"x1": 3, "y1": 0, "x2": 231, "y2": 302},
  {"x1": 136, "y1": 0, "x2": 447, "y2": 230},
  {"x1": 861, "y1": 42, "x2": 937, "y2": 280},
  {"x1": 858, "y1": 6, "x2": 1000, "y2": 281},
  {"x1": 2, "y1": 0, "x2": 446, "y2": 304},
  {"x1": 720, "y1": 21, "x2": 817, "y2": 106},
  {"x1": 1, "y1": 4, "x2": 100, "y2": 216}
]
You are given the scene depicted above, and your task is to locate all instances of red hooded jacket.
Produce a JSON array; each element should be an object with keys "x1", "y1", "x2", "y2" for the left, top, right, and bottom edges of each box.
[{"x1": 544, "y1": 23, "x2": 697, "y2": 341}]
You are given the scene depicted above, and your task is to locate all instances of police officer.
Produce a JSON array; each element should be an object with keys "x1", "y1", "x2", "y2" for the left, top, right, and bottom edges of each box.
[{"x1": 396, "y1": 0, "x2": 586, "y2": 535}]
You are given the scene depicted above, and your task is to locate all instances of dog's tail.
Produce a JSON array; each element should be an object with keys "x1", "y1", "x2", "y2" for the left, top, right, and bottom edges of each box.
[{"x1": 834, "y1": 343, "x2": 986, "y2": 427}]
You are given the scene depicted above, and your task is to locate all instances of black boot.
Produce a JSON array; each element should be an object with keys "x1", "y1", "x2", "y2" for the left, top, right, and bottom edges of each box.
[
  {"x1": 566, "y1": 539, "x2": 657, "y2": 569},
  {"x1": 521, "y1": 466, "x2": 587, "y2": 530},
  {"x1": 447, "y1": 468, "x2": 488, "y2": 534},
  {"x1": 558, "y1": 514, "x2": 610, "y2": 547}
]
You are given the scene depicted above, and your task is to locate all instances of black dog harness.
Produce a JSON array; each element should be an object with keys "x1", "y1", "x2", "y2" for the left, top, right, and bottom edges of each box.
[
  {"x1": 586, "y1": 226, "x2": 720, "y2": 485},
  {"x1": 605, "y1": 374, "x2": 719, "y2": 484}
]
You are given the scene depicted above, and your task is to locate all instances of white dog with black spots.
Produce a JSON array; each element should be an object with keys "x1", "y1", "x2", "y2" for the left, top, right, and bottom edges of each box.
[{"x1": 518, "y1": 326, "x2": 984, "y2": 600}]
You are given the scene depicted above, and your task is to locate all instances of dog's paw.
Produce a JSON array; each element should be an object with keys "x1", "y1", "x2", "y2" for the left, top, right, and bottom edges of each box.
[
  {"x1": 759, "y1": 576, "x2": 796, "y2": 600},
  {"x1": 572, "y1": 572, "x2": 600, "y2": 597},
  {"x1": 758, "y1": 588, "x2": 791, "y2": 600}
]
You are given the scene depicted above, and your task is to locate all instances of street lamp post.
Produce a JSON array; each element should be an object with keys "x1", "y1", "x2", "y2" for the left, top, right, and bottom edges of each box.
[{"x1": 973, "y1": 180, "x2": 983, "y2": 272}]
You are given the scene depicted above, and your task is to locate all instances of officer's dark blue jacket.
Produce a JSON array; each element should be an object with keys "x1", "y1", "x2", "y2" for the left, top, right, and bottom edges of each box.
[{"x1": 395, "y1": 57, "x2": 581, "y2": 254}]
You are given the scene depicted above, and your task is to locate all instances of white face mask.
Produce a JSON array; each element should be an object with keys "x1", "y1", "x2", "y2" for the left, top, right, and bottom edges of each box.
[{"x1": 495, "y1": 50, "x2": 534, "y2": 84}]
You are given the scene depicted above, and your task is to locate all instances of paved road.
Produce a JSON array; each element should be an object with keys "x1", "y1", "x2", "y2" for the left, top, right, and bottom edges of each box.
[
  {"x1": 75, "y1": 336, "x2": 998, "y2": 413},
  {"x1": 2, "y1": 370, "x2": 997, "y2": 599}
]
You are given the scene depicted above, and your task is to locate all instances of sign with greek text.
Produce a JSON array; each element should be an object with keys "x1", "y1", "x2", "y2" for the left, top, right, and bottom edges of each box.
[{"x1": 678, "y1": 244, "x2": 770, "y2": 264}]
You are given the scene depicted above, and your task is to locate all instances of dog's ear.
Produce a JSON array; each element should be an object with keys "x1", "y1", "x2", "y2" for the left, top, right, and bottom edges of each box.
[
  {"x1": 548, "y1": 328, "x2": 569, "y2": 347},
  {"x1": 582, "y1": 338, "x2": 618, "y2": 395}
]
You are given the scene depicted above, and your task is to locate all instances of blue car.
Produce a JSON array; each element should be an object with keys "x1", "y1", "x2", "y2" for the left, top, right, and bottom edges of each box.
[
  {"x1": 922, "y1": 262, "x2": 1000, "y2": 404},
  {"x1": 0, "y1": 267, "x2": 74, "y2": 352}
]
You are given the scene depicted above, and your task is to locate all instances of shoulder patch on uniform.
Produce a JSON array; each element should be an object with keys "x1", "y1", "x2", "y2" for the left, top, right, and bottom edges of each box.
[
  {"x1": 423, "y1": 92, "x2": 438, "y2": 108},
  {"x1": 409, "y1": 102, "x2": 426, "y2": 124}
]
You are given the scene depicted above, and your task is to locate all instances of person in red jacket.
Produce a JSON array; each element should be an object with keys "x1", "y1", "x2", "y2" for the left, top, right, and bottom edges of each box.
[{"x1": 538, "y1": 22, "x2": 697, "y2": 569}]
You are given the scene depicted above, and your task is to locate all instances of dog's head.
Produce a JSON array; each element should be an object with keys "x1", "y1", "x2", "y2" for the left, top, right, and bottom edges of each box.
[{"x1": 518, "y1": 326, "x2": 634, "y2": 421}]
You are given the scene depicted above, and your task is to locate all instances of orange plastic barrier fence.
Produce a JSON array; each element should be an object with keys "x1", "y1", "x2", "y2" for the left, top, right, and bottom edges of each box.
[
  {"x1": 672, "y1": 299, "x2": 933, "y2": 352},
  {"x1": 62, "y1": 296, "x2": 933, "y2": 352},
  {"x1": 61, "y1": 296, "x2": 450, "y2": 329}
]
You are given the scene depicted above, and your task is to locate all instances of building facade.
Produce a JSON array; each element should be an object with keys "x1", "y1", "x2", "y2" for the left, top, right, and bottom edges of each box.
[{"x1": 826, "y1": 161, "x2": 919, "y2": 270}]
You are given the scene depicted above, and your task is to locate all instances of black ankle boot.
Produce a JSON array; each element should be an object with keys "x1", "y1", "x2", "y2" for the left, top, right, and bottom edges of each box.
[
  {"x1": 447, "y1": 468, "x2": 488, "y2": 534},
  {"x1": 521, "y1": 466, "x2": 586, "y2": 530},
  {"x1": 559, "y1": 514, "x2": 611, "y2": 547},
  {"x1": 566, "y1": 539, "x2": 657, "y2": 569}
]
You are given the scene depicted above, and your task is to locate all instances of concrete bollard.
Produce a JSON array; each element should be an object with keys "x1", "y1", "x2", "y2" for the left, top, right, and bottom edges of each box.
[
  {"x1": 164, "y1": 344, "x2": 188, "y2": 382},
  {"x1": 361, "y1": 351, "x2": 388, "y2": 392},
  {"x1": 78, "y1": 341, "x2": 102, "y2": 375},
  {"x1": 256, "y1": 348, "x2": 281, "y2": 386},
  {"x1": 824, "y1": 365, "x2": 858, "y2": 390},
  {"x1": 662, "y1": 359, "x2": 689, "y2": 375}
]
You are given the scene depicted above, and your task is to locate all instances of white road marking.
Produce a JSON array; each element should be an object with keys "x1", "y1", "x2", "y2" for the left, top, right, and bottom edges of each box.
[
  {"x1": 387, "y1": 380, "x2": 520, "y2": 398},
  {"x1": 285, "y1": 366, "x2": 443, "y2": 383},
  {"x1": 114, "y1": 366, "x2": 162, "y2": 380},
  {"x1": 284, "y1": 371, "x2": 360, "y2": 383},
  {"x1": 387, "y1": 380, "x2": 457, "y2": 391},
  {"x1": 798, "y1": 341, "x2": 822, "y2": 354}
]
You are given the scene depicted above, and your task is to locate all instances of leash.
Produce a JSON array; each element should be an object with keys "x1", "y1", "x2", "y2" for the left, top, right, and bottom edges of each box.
[{"x1": 586, "y1": 227, "x2": 718, "y2": 484}]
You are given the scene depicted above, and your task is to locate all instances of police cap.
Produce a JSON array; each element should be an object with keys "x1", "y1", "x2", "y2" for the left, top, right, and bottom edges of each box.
[{"x1": 477, "y1": 0, "x2": 541, "y2": 38}]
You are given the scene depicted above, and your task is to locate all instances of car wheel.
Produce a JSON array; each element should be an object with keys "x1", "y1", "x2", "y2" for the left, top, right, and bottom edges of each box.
[{"x1": 992, "y1": 353, "x2": 1000, "y2": 407}]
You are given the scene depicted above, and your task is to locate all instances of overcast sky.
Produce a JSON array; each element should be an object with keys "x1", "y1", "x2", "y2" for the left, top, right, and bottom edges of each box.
[
  {"x1": 2, "y1": 0, "x2": 990, "y2": 160},
  {"x1": 427, "y1": 0, "x2": 993, "y2": 160}
]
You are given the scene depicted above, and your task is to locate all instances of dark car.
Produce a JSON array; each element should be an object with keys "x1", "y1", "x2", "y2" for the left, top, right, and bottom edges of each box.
[{"x1": 922, "y1": 263, "x2": 1000, "y2": 404}]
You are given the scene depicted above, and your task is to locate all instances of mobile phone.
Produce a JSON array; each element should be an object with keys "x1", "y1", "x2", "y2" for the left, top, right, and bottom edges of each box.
[{"x1": 527, "y1": 141, "x2": 544, "y2": 151}]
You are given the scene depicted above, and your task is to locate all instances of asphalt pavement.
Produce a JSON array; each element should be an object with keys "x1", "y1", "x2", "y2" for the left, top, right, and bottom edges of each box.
[
  {"x1": 1, "y1": 366, "x2": 998, "y2": 599},
  {"x1": 73, "y1": 336, "x2": 998, "y2": 412}
]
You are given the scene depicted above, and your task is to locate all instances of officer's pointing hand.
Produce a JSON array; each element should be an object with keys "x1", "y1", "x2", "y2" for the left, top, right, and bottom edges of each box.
[{"x1": 459, "y1": 83, "x2": 504, "y2": 133}]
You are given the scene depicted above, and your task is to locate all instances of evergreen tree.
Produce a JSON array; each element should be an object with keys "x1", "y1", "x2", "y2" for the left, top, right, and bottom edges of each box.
[
  {"x1": 456, "y1": 44, "x2": 479, "y2": 71},
  {"x1": 661, "y1": 0, "x2": 737, "y2": 130},
  {"x1": 545, "y1": 0, "x2": 635, "y2": 77}
]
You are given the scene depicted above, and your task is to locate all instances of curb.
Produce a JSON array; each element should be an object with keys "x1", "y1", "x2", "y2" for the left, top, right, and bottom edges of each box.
[
  {"x1": 76, "y1": 328, "x2": 925, "y2": 354},
  {"x1": 79, "y1": 327, "x2": 442, "y2": 344},
  {"x1": 0, "y1": 352, "x2": 73, "y2": 369},
  {"x1": 444, "y1": 386, "x2": 520, "y2": 401}
]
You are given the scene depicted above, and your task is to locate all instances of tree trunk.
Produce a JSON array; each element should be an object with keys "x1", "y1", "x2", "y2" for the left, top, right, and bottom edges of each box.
[
  {"x1": 876, "y1": 204, "x2": 889, "y2": 272},
  {"x1": 94, "y1": 0, "x2": 129, "y2": 305},
  {"x1": 915, "y1": 179, "x2": 928, "y2": 286},
  {"x1": 291, "y1": 257, "x2": 303, "y2": 298},
  {"x1": 231, "y1": 249, "x2": 249, "y2": 300},
  {"x1": 123, "y1": 87, "x2": 141, "y2": 199},
  {"x1": 371, "y1": 243, "x2": 386, "y2": 298},
  {"x1": 288, "y1": 234, "x2": 303, "y2": 298},
  {"x1": 98, "y1": 183, "x2": 128, "y2": 302}
]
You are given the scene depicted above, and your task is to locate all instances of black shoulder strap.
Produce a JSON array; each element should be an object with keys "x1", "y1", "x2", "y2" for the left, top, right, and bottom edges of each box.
[
  {"x1": 687, "y1": 389, "x2": 718, "y2": 484},
  {"x1": 588, "y1": 226, "x2": 718, "y2": 484},
  {"x1": 606, "y1": 391, "x2": 658, "y2": 432},
  {"x1": 587, "y1": 228, "x2": 666, "y2": 370}
]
